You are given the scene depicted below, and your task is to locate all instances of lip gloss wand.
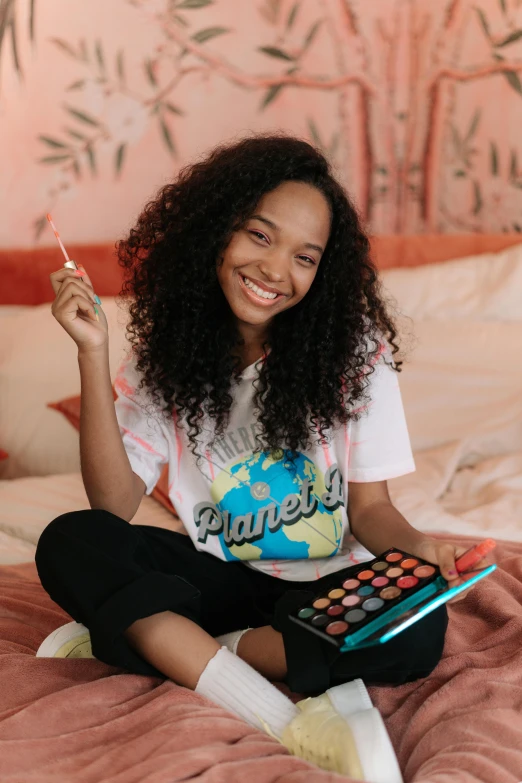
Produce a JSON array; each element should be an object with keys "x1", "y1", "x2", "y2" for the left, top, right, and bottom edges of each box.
[
  {"x1": 455, "y1": 539, "x2": 496, "y2": 573},
  {"x1": 46, "y1": 214, "x2": 99, "y2": 321}
]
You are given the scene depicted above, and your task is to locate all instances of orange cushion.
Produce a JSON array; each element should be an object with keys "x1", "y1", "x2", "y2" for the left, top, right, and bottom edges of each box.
[
  {"x1": 47, "y1": 392, "x2": 178, "y2": 518},
  {"x1": 4, "y1": 234, "x2": 522, "y2": 305},
  {"x1": 0, "y1": 245, "x2": 123, "y2": 305}
]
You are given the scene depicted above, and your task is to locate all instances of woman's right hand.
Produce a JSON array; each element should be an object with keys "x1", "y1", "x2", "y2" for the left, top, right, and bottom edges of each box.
[{"x1": 50, "y1": 265, "x2": 108, "y2": 352}]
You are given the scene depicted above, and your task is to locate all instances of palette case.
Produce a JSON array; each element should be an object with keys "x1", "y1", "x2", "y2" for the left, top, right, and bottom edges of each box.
[{"x1": 288, "y1": 547, "x2": 497, "y2": 651}]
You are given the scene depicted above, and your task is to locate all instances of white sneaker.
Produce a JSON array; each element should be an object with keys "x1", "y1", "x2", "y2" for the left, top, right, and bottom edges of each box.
[
  {"x1": 281, "y1": 679, "x2": 403, "y2": 783},
  {"x1": 36, "y1": 621, "x2": 94, "y2": 659}
]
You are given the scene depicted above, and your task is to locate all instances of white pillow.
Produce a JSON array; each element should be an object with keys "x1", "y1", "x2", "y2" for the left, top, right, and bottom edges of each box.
[
  {"x1": 0, "y1": 298, "x2": 130, "y2": 479},
  {"x1": 0, "y1": 472, "x2": 184, "y2": 547},
  {"x1": 398, "y1": 319, "x2": 522, "y2": 453},
  {"x1": 381, "y1": 242, "x2": 522, "y2": 321}
]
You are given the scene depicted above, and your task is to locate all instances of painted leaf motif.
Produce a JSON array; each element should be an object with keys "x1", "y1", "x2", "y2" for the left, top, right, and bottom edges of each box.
[
  {"x1": 65, "y1": 106, "x2": 100, "y2": 126},
  {"x1": 304, "y1": 20, "x2": 322, "y2": 49},
  {"x1": 95, "y1": 40, "x2": 105, "y2": 73},
  {"x1": 502, "y1": 70, "x2": 522, "y2": 95},
  {"x1": 117, "y1": 50, "x2": 125, "y2": 85},
  {"x1": 86, "y1": 145, "x2": 96, "y2": 175},
  {"x1": 66, "y1": 80, "x2": 86, "y2": 91},
  {"x1": 34, "y1": 215, "x2": 48, "y2": 240},
  {"x1": 176, "y1": 0, "x2": 213, "y2": 8},
  {"x1": 490, "y1": 141, "x2": 499, "y2": 175},
  {"x1": 192, "y1": 27, "x2": 230, "y2": 43},
  {"x1": 145, "y1": 60, "x2": 157, "y2": 86},
  {"x1": 258, "y1": 46, "x2": 294, "y2": 61},
  {"x1": 160, "y1": 117, "x2": 176, "y2": 156},
  {"x1": 115, "y1": 144, "x2": 126, "y2": 176},
  {"x1": 475, "y1": 8, "x2": 491, "y2": 40},
  {"x1": 496, "y1": 29, "x2": 522, "y2": 47},
  {"x1": 260, "y1": 83, "x2": 284, "y2": 109},
  {"x1": 164, "y1": 102, "x2": 184, "y2": 116},
  {"x1": 465, "y1": 109, "x2": 480, "y2": 141},
  {"x1": 472, "y1": 181, "x2": 483, "y2": 214},
  {"x1": 286, "y1": 3, "x2": 300, "y2": 30},
  {"x1": 50, "y1": 38, "x2": 81, "y2": 59},
  {"x1": 307, "y1": 118, "x2": 321, "y2": 146},
  {"x1": 39, "y1": 154, "x2": 72, "y2": 163},
  {"x1": 39, "y1": 136, "x2": 69, "y2": 149}
]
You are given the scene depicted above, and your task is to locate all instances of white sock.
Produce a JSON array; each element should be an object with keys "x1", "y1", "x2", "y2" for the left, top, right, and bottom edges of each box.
[
  {"x1": 195, "y1": 646, "x2": 298, "y2": 737},
  {"x1": 215, "y1": 628, "x2": 251, "y2": 654}
]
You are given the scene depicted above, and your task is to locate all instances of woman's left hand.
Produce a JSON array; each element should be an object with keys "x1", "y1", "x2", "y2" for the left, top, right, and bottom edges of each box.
[{"x1": 410, "y1": 538, "x2": 488, "y2": 605}]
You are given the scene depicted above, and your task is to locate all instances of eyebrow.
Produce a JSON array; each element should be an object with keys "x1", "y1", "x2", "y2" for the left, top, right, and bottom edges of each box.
[{"x1": 249, "y1": 214, "x2": 325, "y2": 254}]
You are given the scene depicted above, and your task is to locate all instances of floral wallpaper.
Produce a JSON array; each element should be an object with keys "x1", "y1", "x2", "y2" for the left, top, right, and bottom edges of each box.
[{"x1": 1, "y1": 0, "x2": 522, "y2": 246}]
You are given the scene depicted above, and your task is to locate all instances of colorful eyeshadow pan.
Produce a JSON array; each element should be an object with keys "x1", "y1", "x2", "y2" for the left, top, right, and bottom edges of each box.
[
  {"x1": 362, "y1": 597, "x2": 384, "y2": 611},
  {"x1": 414, "y1": 565, "x2": 435, "y2": 578},
  {"x1": 397, "y1": 575, "x2": 418, "y2": 589},
  {"x1": 290, "y1": 547, "x2": 445, "y2": 650},
  {"x1": 345, "y1": 609, "x2": 366, "y2": 623},
  {"x1": 326, "y1": 621, "x2": 348, "y2": 635},
  {"x1": 313, "y1": 598, "x2": 330, "y2": 609},
  {"x1": 400, "y1": 558, "x2": 418, "y2": 569},
  {"x1": 311, "y1": 614, "x2": 329, "y2": 626},
  {"x1": 371, "y1": 576, "x2": 389, "y2": 587},
  {"x1": 380, "y1": 585, "x2": 402, "y2": 600}
]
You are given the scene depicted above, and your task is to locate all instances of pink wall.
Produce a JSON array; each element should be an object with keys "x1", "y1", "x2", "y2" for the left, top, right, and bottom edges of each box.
[{"x1": 1, "y1": 0, "x2": 522, "y2": 247}]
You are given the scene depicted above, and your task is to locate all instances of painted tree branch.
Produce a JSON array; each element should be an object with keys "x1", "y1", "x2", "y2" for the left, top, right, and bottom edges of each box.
[
  {"x1": 161, "y1": 14, "x2": 376, "y2": 95},
  {"x1": 146, "y1": 66, "x2": 206, "y2": 105},
  {"x1": 428, "y1": 60, "x2": 522, "y2": 89}
]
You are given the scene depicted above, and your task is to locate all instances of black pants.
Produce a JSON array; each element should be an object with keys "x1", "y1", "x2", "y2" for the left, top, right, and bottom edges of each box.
[{"x1": 35, "y1": 509, "x2": 448, "y2": 694}]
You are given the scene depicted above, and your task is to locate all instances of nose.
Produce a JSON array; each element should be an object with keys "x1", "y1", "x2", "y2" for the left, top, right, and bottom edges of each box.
[{"x1": 258, "y1": 253, "x2": 287, "y2": 283}]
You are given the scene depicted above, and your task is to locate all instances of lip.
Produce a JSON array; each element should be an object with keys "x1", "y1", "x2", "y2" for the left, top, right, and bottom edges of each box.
[{"x1": 238, "y1": 273, "x2": 285, "y2": 307}]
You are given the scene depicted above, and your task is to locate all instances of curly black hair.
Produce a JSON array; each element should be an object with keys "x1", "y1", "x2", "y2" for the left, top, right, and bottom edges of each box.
[{"x1": 116, "y1": 132, "x2": 403, "y2": 468}]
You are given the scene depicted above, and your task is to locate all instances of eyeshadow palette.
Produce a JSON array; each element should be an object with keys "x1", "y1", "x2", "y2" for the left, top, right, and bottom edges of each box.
[{"x1": 289, "y1": 547, "x2": 496, "y2": 651}]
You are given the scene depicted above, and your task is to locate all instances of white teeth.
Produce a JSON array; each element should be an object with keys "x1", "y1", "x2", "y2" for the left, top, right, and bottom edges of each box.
[{"x1": 242, "y1": 275, "x2": 278, "y2": 299}]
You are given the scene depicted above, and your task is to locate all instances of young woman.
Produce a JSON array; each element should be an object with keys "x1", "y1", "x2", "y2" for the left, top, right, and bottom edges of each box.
[{"x1": 35, "y1": 134, "x2": 476, "y2": 782}]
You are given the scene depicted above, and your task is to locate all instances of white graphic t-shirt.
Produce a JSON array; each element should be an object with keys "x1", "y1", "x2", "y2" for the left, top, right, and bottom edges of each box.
[{"x1": 113, "y1": 339, "x2": 415, "y2": 581}]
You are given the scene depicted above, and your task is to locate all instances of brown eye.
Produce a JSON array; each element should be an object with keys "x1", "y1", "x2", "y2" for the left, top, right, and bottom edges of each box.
[{"x1": 249, "y1": 230, "x2": 268, "y2": 241}]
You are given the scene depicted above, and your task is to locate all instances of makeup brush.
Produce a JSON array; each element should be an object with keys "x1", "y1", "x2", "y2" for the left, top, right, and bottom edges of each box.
[{"x1": 46, "y1": 213, "x2": 99, "y2": 321}]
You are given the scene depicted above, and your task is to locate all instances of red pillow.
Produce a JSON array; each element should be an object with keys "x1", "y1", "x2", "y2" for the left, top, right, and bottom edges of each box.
[
  {"x1": 0, "y1": 449, "x2": 8, "y2": 460},
  {"x1": 47, "y1": 392, "x2": 178, "y2": 517}
]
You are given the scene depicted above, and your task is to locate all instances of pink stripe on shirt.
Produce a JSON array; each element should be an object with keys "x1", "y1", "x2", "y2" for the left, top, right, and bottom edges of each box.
[
  {"x1": 114, "y1": 376, "x2": 135, "y2": 398},
  {"x1": 120, "y1": 426, "x2": 164, "y2": 458}
]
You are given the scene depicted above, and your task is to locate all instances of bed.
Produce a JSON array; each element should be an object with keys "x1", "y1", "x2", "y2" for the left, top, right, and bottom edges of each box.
[{"x1": 1, "y1": 235, "x2": 521, "y2": 782}]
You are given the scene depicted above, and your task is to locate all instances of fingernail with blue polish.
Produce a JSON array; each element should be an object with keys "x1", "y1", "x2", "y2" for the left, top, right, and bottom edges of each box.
[{"x1": 94, "y1": 294, "x2": 102, "y2": 305}]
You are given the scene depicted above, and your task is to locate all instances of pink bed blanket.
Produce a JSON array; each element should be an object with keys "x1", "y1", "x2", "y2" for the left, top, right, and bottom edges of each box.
[{"x1": 1, "y1": 533, "x2": 521, "y2": 783}]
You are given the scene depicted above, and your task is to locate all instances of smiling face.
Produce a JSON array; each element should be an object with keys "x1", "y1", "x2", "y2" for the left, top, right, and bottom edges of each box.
[{"x1": 216, "y1": 180, "x2": 332, "y2": 359}]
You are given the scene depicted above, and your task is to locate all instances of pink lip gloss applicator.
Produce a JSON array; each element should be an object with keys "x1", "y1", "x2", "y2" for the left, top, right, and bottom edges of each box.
[
  {"x1": 46, "y1": 214, "x2": 99, "y2": 321},
  {"x1": 454, "y1": 538, "x2": 496, "y2": 574}
]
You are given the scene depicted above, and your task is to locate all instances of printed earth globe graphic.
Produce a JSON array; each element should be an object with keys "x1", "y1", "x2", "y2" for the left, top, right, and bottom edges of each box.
[{"x1": 210, "y1": 448, "x2": 343, "y2": 561}]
